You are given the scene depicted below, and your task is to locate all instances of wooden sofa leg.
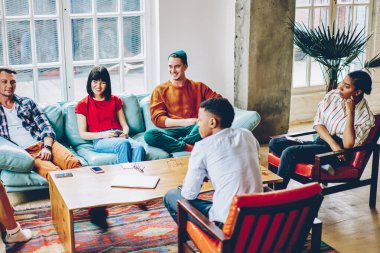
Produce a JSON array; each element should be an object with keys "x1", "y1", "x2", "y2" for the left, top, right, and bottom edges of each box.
[
  {"x1": 311, "y1": 218, "x2": 322, "y2": 253},
  {"x1": 370, "y1": 144, "x2": 379, "y2": 208}
]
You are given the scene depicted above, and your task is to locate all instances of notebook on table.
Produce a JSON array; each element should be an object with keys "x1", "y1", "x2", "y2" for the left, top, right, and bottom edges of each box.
[{"x1": 111, "y1": 175, "x2": 160, "y2": 189}]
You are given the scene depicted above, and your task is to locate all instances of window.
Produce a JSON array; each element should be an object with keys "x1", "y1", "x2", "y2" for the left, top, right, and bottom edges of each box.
[
  {"x1": 0, "y1": 0, "x2": 152, "y2": 103},
  {"x1": 292, "y1": 0, "x2": 372, "y2": 88}
]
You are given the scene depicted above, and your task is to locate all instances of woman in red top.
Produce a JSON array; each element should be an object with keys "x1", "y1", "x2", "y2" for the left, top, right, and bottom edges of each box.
[
  {"x1": 75, "y1": 66, "x2": 146, "y2": 228},
  {"x1": 75, "y1": 66, "x2": 145, "y2": 164}
]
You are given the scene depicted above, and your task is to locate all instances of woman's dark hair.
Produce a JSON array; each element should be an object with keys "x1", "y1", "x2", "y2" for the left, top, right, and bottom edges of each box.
[
  {"x1": 86, "y1": 65, "x2": 112, "y2": 100},
  {"x1": 200, "y1": 98, "x2": 235, "y2": 128},
  {"x1": 347, "y1": 70, "x2": 372, "y2": 96}
]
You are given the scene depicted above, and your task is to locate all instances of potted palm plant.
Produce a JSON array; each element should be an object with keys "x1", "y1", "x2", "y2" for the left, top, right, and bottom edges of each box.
[{"x1": 290, "y1": 20, "x2": 380, "y2": 92}]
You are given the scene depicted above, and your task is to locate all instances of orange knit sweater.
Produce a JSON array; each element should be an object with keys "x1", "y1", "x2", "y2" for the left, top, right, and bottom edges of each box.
[{"x1": 150, "y1": 79, "x2": 221, "y2": 127}]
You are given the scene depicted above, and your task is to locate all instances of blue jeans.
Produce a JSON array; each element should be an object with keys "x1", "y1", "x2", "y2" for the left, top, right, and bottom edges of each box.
[
  {"x1": 268, "y1": 136, "x2": 343, "y2": 189},
  {"x1": 163, "y1": 188, "x2": 213, "y2": 225},
  {"x1": 93, "y1": 137, "x2": 145, "y2": 163}
]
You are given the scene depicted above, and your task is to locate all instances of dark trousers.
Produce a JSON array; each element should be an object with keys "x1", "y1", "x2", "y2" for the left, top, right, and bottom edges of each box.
[
  {"x1": 163, "y1": 188, "x2": 212, "y2": 224},
  {"x1": 144, "y1": 124, "x2": 201, "y2": 153},
  {"x1": 268, "y1": 136, "x2": 343, "y2": 189}
]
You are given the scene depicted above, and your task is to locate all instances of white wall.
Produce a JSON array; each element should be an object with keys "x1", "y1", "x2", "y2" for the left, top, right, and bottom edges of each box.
[{"x1": 158, "y1": 0, "x2": 235, "y2": 102}]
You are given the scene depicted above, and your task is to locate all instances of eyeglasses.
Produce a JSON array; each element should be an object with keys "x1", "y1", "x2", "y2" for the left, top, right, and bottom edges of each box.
[{"x1": 124, "y1": 163, "x2": 145, "y2": 173}]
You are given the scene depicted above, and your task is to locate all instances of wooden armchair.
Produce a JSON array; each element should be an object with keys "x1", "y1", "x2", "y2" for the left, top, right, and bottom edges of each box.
[
  {"x1": 268, "y1": 114, "x2": 380, "y2": 207},
  {"x1": 178, "y1": 183, "x2": 323, "y2": 253}
]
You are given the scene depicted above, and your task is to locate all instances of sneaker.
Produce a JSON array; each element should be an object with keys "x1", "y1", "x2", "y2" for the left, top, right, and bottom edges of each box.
[
  {"x1": 5, "y1": 223, "x2": 32, "y2": 243},
  {"x1": 0, "y1": 237, "x2": 5, "y2": 253}
]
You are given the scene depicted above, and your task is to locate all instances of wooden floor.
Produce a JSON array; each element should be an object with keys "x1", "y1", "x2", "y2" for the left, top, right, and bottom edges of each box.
[{"x1": 259, "y1": 123, "x2": 380, "y2": 253}]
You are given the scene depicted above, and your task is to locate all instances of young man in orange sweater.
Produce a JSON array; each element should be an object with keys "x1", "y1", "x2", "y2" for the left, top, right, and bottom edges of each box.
[{"x1": 144, "y1": 50, "x2": 221, "y2": 153}]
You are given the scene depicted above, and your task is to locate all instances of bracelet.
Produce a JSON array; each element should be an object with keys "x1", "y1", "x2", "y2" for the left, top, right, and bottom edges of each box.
[{"x1": 43, "y1": 144, "x2": 52, "y2": 151}]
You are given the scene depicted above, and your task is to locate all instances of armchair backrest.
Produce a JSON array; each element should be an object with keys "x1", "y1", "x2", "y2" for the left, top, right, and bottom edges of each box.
[
  {"x1": 350, "y1": 114, "x2": 380, "y2": 171},
  {"x1": 222, "y1": 183, "x2": 323, "y2": 253}
]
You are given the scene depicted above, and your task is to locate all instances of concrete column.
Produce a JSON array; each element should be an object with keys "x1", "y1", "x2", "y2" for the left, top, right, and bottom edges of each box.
[{"x1": 235, "y1": 0, "x2": 295, "y2": 142}]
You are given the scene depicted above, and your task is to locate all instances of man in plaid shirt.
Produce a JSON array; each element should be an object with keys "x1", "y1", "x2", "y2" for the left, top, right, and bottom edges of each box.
[{"x1": 0, "y1": 67, "x2": 81, "y2": 179}]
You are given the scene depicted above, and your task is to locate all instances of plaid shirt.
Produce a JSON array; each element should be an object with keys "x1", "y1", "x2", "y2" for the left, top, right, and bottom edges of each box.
[{"x1": 0, "y1": 95, "x2": 55, "y2": 143}]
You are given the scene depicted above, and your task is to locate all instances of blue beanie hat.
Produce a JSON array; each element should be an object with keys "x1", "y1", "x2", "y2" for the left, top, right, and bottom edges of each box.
[{"x1": 168, "y1": 50, "x2": 188, "y2": 66}]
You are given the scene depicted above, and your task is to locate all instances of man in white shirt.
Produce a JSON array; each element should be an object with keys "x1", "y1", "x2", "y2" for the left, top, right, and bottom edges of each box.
[{"x1": 163, "y1": 98, "x2": 263, "y2": 228}]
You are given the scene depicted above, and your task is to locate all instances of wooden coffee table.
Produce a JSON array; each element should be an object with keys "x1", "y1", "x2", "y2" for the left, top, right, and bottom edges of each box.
[{"x1": 48, "y1": 156, "x2": 282, "y2": 253}]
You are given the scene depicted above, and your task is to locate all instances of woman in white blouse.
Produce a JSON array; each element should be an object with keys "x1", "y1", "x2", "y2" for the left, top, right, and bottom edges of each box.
[{"x1": 269, "y1": 70, "x2": 375, "y2": 189}]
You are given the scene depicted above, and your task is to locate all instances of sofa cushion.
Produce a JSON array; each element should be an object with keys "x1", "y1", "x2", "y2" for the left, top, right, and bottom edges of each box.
[
  {"x1": 0, "y1": 137, "x2": 34, "y2": 173},
  {"x1": 139, "y1": 95, "x2": 158, "y2": 131},
  {"x1": 0, "y1": 169, "x2": 47, "y2": 187},
  {"x1": 75, "y1": 143, "x2": 117, "y2": 166},
  {"x1": 63, "y1": 102, "x2": 92, "y2": 147},
  {"x1": 132, "y1": 133, "x2": 170, "y2": 160},
  {"x1": 172, "y1": 151, "x2": 191, "y2": 157},
  {"x1": 119, "y1": 94, "x2": 145, "y2": 135},
  {"x1": 64, "y1": 145, "x2": 88, "y2": 166},
  {"x1": 232, "y1": 109, "x2": 261, "y2": 131},
  {"x1": 41, "y1": 103, "x2": 64, "y2": 142}
]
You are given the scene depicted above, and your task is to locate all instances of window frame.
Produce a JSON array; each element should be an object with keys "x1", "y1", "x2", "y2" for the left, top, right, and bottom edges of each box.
[
  {"x1": 0, "y1": 0, "x2": 156, "y2": 102},
  {"x1": 292, "y1": 0, "x2": 375, "y2": 91}
]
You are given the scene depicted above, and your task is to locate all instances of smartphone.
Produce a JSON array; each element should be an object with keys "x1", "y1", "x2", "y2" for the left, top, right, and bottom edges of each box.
[
  {"x1": 114, "y1": 130, "x2": 123, "y2": 136},
  {"x1": 55, "y1": 172, "x2": 73, "y2": 178},
  {"x1": 91, "y1": 166, "x2": 105, "y2": 174}
]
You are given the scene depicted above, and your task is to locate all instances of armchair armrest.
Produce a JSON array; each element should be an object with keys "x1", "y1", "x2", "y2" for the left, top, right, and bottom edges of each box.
[
  {"x1": 315, "y1": 143, "x2": 377, "y2": 161},
  {"x1": 177, "y1": 199, "x2": 229, "y2": 242},
  {"x1": 270, "y1": 130, "x2": 317, "y2": 139},
  {"x1": 313, "y1": 143, "x2": 378, "y2": 179}
]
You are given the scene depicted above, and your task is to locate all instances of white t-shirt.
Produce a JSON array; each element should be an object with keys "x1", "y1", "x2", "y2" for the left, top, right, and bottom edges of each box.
[
  {"x1": 181, "y1": 128, "x2": 263, "y2": 223},
  {"x1": 3, "y1": 105, "x2": 38, "y2": 149}
]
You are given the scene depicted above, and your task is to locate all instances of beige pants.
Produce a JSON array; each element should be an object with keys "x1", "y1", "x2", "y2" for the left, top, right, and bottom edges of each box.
[
  {"x1": 25, "y1": 141, "x2": 82, "y2": 179},
  {"x1": 0, "y1": 181, "x2": 16, "y2": 231}
]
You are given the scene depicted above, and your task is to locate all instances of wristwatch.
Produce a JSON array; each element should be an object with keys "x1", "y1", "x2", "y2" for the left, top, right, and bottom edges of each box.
[{"x1": 43, "y1": 144, "x2": 52, "y2": 151}]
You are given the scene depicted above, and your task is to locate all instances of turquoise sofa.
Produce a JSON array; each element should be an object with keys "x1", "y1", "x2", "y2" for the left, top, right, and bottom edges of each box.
[{"x1": 0, "y1": 94, "x2": 261, "y2": 192}]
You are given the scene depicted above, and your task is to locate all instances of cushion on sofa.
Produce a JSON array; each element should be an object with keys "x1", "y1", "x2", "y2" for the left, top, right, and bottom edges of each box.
[
  {"x1": 131, "y1": 133, "x2": 170, "y2": 160},
  {"x1": 0, "y1": 137, "x2": 34, "y2": 173},
  {"x1": 0, "y1": 169, "x2": 47, "y2": 187},
  {"x1": 75, "y1": 143, "x2": 117, "y2": 166},
  {"x1": 232, "y1": 109, "x2": 261, "y2": 131},
  {"x1": 119, "y1": 94, "x2": 145, "y2": 135},
  {"x1": 139, "y1": 95, "x2": 158, "y2": 131},
  {"x1": 63, "y1": 102, "x2": 92, "y2": 147},
  {"x1": 64, "y1": 145, "x2": 88, "y2": 166},
  {"x1": 41, "y1": 103, "x2": 64, "y2": 142}
]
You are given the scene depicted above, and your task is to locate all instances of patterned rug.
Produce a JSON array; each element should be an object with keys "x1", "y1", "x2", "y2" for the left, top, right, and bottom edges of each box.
[{"x1": 6, "y1": 195, "x2": 338, "y2": 253}]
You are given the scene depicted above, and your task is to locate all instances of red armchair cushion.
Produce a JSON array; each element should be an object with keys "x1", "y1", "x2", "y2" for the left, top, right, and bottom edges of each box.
[
  {"x1": 268, "y1": 152, "x2": 360, "y2": 181},
  {"x1": 186, "y1": 221, "x2": 221, "y2": 253},
  {"x1": 268, "y1": 152, "x2": 314, "y2": 177}
]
